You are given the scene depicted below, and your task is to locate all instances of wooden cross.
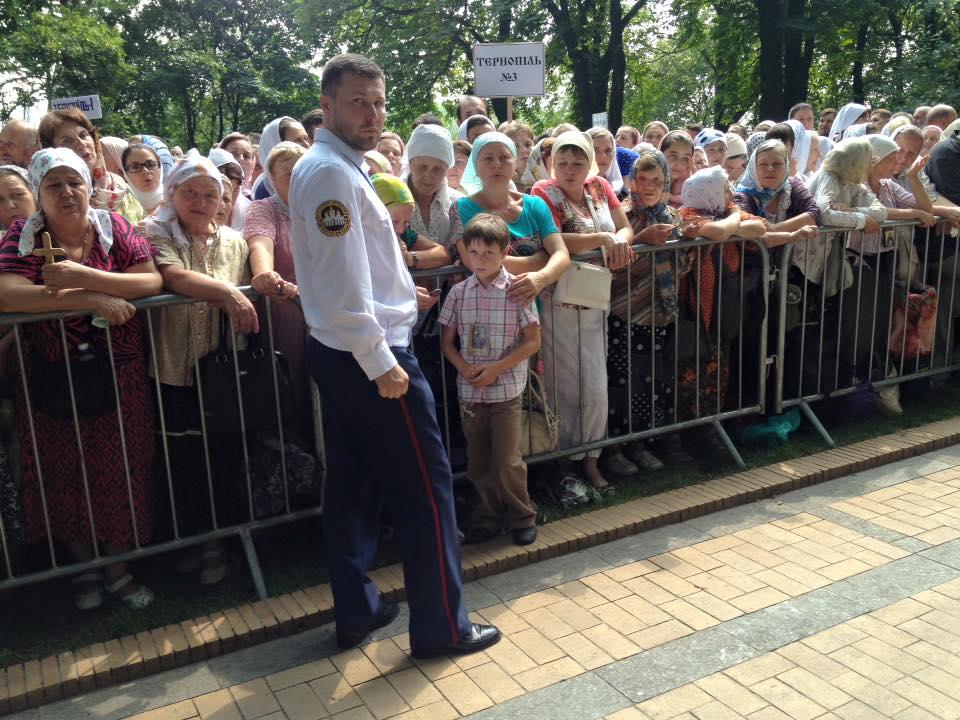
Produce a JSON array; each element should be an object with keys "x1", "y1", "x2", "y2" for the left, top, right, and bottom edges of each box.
[{"x1": 32, "y1": 232, "x2": 65, "y2": 265}]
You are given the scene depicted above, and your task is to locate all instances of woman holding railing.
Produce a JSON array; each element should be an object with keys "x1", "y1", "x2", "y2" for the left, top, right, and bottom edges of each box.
[{"x1": 0, "y1": 148, "x2": 162, "y2": 610}]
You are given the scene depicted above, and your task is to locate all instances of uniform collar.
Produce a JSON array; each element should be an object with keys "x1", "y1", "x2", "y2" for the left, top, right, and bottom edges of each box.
[
  {"x1": 466, "y1": 265, "x2": 509, "y2": 291},
  {"x1": 315, "y1": 129, "x2": 367, "y2": 168}
]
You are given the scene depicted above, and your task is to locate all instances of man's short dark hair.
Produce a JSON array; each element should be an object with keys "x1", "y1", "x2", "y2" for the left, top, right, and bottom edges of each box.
[
  {"x1": 321, "y1": 53, "x2": 385, "y2": 97},
  {"x1": 463, "y1": 213, "x2": 509, "y2": 251},
  {"x1": 301, "y1": 109, "x2": 324, "y2": 139},
  {"x1": 766, "y1": 122, "x2": 795, "y2": 148},
  {"x1": 412, "y1": 113, "x2": 443, "y2": 130},
  {"x1": 788, "y1": 102, "x2": 813, "y2": 118}
]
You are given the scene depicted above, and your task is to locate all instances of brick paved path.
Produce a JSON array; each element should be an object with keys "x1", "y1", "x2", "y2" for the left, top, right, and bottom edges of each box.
[{"x1": 11, "y1": 446, "x2": 960, "y2": 720}]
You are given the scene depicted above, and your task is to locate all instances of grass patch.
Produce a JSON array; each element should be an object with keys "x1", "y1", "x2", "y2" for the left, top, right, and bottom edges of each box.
[{"x1": 2, "y1": 379, "x2": 959, "y2": 667}]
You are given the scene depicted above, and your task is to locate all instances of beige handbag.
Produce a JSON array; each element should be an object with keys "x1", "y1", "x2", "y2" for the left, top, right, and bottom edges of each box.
[
  {"x1": 554, "y1": 194, "x2": 612, "y2": 311},
  {"x1": 519, "y1": 369, "x2": 560, "y2": 456}
]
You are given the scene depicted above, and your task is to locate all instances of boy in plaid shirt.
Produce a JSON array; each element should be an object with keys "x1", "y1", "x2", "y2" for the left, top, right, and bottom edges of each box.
[{"x1": 439, "y1": 214, "x2": 541, "y2": 546}]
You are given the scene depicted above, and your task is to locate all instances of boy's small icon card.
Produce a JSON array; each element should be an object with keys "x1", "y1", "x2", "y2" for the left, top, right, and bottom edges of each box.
[{"x1": 469, "y1": 324, "x2": 490, "y2": 353}]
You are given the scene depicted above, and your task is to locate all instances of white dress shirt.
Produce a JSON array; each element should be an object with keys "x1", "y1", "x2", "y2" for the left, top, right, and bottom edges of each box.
[{"x1": 290, "y1": 128, "x2": 417, "y2": 380}]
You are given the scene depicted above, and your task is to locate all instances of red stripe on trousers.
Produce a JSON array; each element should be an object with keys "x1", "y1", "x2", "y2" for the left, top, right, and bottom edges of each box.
[{"x1": 398, "y1": 396, "x2": 460, "y2": 644}]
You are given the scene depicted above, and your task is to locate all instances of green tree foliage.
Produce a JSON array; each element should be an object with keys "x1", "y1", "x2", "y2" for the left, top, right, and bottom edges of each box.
[{"x1": 1, "y1": 0, "x2": 958, "y2": 145}]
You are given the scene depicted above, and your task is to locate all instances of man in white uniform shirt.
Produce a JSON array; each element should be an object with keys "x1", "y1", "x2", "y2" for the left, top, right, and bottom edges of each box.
[{"x1": 290, "y1": 53, "x2": 500, "y2": 658}]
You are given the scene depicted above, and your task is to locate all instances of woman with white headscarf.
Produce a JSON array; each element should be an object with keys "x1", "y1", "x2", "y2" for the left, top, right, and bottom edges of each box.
[
  {"x1": 405, "y1": 124, "x2": 461, "y2": 250},
  {"x1": 531, "y1": 131, "x2": 635, "y2": 486},
  {"x1": 0, "y1": 147, "x2": 162, "y2": 610},
  {"x1": 587, "y1": 127, "x2": 626, "y2": 199},
  {"x1": 785, "y1": 120, "x2": 812, "y2": 179},
  {"x1": 99, "y1": 136, "x2": 128, "y2": 175},
  {"x1": 828, "y1": 103, "x2": 870, "y2": 143},
  {"x1": 141, "y1": 149, "x2": 258, "y2": 585},
  {"x1": 121, "y1": 143, "x2": 164, "y2": 215},
  {"x1": 252, "y1": 117, "x2": 311, "y2": 200},
  {"x1": 457, "y1": 115, "x2": 497, "y2": 144},
  {"x1": 843, "y1": 135, "x2": 937, "y2": 412},
  {"x1": 208, "y1": 147, "x2": 250, "y2": 231}
]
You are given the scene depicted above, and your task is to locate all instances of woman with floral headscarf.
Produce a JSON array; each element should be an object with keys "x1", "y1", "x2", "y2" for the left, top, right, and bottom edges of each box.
[
  {"x1": 38, "y1": 108, "x2": 145, "y2": 223},
  {"x1": 0, "y1": 147, "x2": 161, "y2": 610},
  {"x1": 607, "y1": 148, "x2": 690, "y2": 466},
  {"x1": 532, "y1": 131, "x2": 635, "y2": 486},
  {"x1": 142, "y1": 149, "x2": 258, "y2": 585}
]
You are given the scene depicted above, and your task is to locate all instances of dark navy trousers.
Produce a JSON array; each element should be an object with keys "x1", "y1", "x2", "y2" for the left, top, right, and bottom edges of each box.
[{"x1": 307, "y1": 338, "x2": 471, "y2": 650}]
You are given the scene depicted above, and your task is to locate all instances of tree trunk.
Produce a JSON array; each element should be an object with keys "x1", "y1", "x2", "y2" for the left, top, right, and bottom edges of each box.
[
  {"x1": 490, "y1": 0, "x2": 512, "y2": 123},
  {"x1": 888, "y1": 10, "x2": 904, "y2": 106},
  {"x1": 607, "y1": 0, "x2": 627, "y2": 130},
  {"x1": 782, "y1": 0, "x2": 806, "y2": 112},
  {"x1": 852, "y1": 23, "x2": 868, "y2": 103},
  {"x1": 756, "y1": 0, "x2": 785, "y2": 120}
]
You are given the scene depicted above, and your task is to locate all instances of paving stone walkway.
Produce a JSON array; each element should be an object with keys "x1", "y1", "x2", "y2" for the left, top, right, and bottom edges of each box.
[{"x1": 11, "y1": 445, "x2": 960, "y2": 720}]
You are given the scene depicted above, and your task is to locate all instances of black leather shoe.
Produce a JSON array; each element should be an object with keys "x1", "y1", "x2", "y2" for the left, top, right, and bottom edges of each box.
[
  {"x1": 513, "y1": 526, "x2": 538, "y2": 546},
  {"x1": 411, "y1": 623, "x2": 502, "y2": 659},
  {"x1": 336, "y1": 599, "x2": 400, "y2": 649}
]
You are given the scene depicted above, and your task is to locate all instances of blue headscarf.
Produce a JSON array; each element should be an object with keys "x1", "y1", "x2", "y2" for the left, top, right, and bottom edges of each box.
[
  {"x1": 139, "y1": 135, "x2": 175, "y2": 175},
  {"x1": 616, "y1": 146, "x2": 640, "y2": 179},
  {"x1": 460, "y1": 131, "x2": 517, "y2": 195}
]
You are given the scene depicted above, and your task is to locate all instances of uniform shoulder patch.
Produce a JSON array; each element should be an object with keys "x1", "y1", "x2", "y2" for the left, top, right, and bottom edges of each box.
[{"x1": 316, "y1": 200, "x2": 351, "y2": 237}]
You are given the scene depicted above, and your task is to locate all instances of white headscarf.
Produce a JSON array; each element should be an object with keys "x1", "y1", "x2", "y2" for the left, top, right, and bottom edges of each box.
[
  {"x1": 843, "y1": 123, "x2": 870, "y2": 139},
  {"x1": 209, "y1": 148, "x2": 248, "y2": 231},
  {"x1": 865, "y1": 134, "x2": 899, "y2": 162},
  {"x1": 551, "y1": 131, "x2": 599, "y2": 179},
  {"x1": 153, "y1": 149, "x2": 223, "y2": 247},
  {"x1": 828, "y1": 103, "x2": 869, "y2": 142},
  {"x1": 457, "y1": 116, "x2": 495, "y2": 141},
  {"x1": 99, "y1": 136, "x2": 128, "y2": 173},
  {"x1": 19, "y1": 147, "x2": 113, "y2": 256},
  {"x1": 681, "y1": 165, "x2": 729, "y2": 216},
  {"x1": 586, "y1": 127, "x2": 623, "y2": 193},
  {"x1": 252, "y1": 116, "x2": 293, "y2": 197},
  {"x1": 122, "y1": 144, "x2": 164, "y2": 213},
  {"x1": 786, "y1": 119, "x2": 811, "y2": 177},
  {"x1": 521, "y1": 138, "x2": 551, "y2": 187},
  {"x1": 405, "y1": 124, "x2": 454, "y2": 169}
]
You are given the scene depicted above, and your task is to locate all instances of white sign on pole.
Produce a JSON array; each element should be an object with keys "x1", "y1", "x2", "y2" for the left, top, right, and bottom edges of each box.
[
  {"x1": 591, "y1": 112, "x2": 608, "y2": 129},
  {"x1": 50, "y1": 94, "x2": 103, "y2": 120},
  {"x1": 473, "y1": 42, "x2": 545, "y2": 98}
]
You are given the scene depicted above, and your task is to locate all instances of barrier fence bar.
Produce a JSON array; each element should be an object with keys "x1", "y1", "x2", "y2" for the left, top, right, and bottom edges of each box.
[{"x1": 1, "y1": 221, "x2": 951, "y2": 599}]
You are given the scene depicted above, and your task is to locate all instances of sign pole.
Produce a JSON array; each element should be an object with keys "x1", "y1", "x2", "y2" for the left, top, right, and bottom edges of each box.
[{"x1": 507, "y1": 97, "x2": 513, "y2": 122}]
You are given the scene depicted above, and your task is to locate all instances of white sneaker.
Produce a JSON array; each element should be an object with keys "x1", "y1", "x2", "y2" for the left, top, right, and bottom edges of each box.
[{"x1": 876, "y1": 371, "x2": 903, "y2": 416}]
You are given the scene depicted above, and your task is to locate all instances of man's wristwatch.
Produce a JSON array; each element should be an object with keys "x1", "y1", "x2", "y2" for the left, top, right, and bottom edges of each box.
[{"x1": 411, "y1": 251, "x2": 419, "y2": 269}]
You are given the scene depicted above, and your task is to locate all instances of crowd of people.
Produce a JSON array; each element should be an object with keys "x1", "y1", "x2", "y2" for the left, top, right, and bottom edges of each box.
[{"x1": 1, "y1": 85, "x2": 960, "y2": 613}]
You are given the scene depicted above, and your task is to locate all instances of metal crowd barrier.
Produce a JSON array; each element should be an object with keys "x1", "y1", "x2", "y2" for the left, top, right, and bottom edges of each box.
[
  {"x1": 0, "y1": 234, "x2": 798, "y2": 600},
  {"x1": 772, "y1": 217, "x2": 960, "y2": 446}
]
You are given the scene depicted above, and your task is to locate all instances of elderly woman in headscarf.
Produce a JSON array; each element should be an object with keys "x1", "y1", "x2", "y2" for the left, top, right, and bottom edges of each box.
[
  {"x1": 121, "y1": 143, "x2": 164, "y2": 216},
  {"x1": 607, "y1": 148, "x2": 690, "y2": 467},
  {"x1": 828, "y1": 103, "x2": 870, "y2": 143},
  {"x1": 733, "y1": 139, "x2": 821, "y2": 405},
  {"x1": 587, "y1": 127, "x2": 627, "y2": 200},
  {"x1": 0, "y1": 148, "x2": 162, "y2": 610},
  {"x1": 141, "y1": 149, "x2": 258, "y2": 585},
  {"x1": 252, "y1": 117, "x2": 311, "y2": 200},
  {"x1": 531, "y1": 131, "x2": 633, "y2": 487},
  {"x1": 676, "y1": 166, "x2": 765, "y2": 424},
  {"x1": 404, "y1": 124, "x2": 462, "y2": 251},
  {"x1": 840, "y1": 135, "x2": 938, "y2": 412},
  {"x1": 38, "y1": 109, "x2": 144, "y2": 223}
]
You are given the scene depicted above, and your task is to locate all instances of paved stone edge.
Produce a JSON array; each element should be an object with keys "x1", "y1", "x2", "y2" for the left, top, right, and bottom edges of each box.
[{"x1": 3, "y1": 417, "x2": 960, "y2": 716}]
